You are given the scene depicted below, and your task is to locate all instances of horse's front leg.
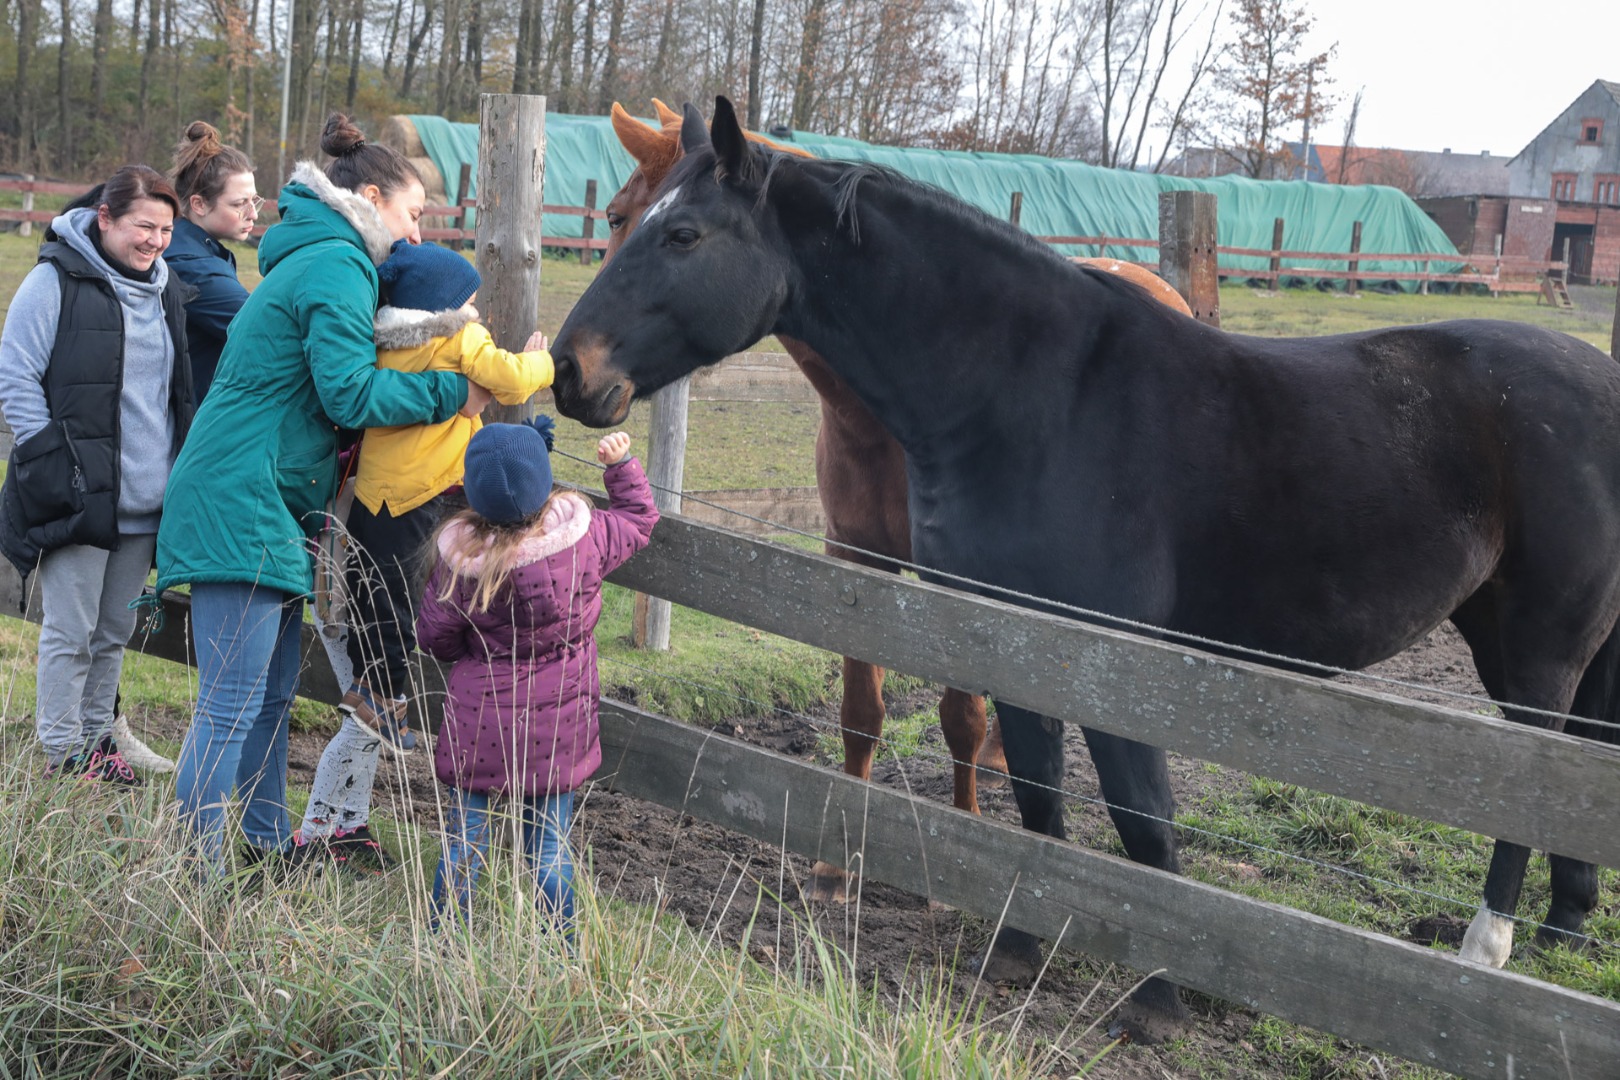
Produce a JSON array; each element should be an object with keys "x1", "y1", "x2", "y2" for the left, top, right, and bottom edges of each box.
[
  {"x1": 806, "y1": 656, "x2": 886, "y2": 902},
  {"x1": 938, "y1": 687, "x2": 993, "y2": 813}
]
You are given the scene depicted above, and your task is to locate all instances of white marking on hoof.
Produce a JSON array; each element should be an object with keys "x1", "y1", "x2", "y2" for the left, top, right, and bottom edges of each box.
[{"x1": 1458, "y1": 907, "x2": 1514, "y2": 967}]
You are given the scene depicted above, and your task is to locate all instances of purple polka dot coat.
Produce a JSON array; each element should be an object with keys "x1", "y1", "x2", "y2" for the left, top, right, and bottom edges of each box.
[{"x1": 416, "y1": 458, "x2": 659, "y2": 796}]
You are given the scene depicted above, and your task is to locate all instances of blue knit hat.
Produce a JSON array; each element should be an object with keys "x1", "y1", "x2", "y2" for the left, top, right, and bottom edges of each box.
[
  {"x1": 463, "y1": 422, "x2": 554, "y2": 525},
  {"x1": 376, "y1": 239, "x2": 481, "y2": 312}
]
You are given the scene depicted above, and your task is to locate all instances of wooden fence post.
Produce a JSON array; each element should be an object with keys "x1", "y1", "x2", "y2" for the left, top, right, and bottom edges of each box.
[
  {"x1": 1269, "y1": 217, "x2": 1283, "y2": 292},
  {"x1": 579, "y1": 179, "x2": 598, "y2": 266},
  {"x1": 1611, "y1": 280, "x2": 1620, "y2": 360},
  {"x1": 631, "y1": 375, "x2": 691, "y2": 651},
  {"x1": 18, "y1": 175, "x2": 33, "y2": 240},
  {"x1": 475, "y1": 93, "x2": 547, "y2": 426},
  {"x1": 1346, "y1": 221, "x2": 1362, "y2": 296},
  {"x1": 453, "y1": 162, "x2": 473, "y2": 251},
  {"x1": 1008, "y1": 191, "x2": 1022, "y2": 228},
  {"x1": 1158, "y1": 190, "x2": 1219, "y2": 327}
]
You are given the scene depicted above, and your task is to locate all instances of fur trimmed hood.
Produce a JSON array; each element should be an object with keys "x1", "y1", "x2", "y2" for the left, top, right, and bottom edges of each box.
[
  {"x1": 374, "y1": 303, "x2": 478, "y2": 350},
  {"x1": 436, "y1": 492, "x2": 594, "y2": 575},
  {"x1": 286, "y1": 161, "x2": 396, "y2": 266}
]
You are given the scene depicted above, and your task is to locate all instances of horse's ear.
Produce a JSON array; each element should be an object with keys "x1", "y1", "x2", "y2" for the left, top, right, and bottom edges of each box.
[
  {"x1": 611, "y1": 103, "x2": 667, "y2": 167},
  {"x1": 711, "y1": 96, "x2": 747, "y2": 179},
  {"x1": 652, "y1": 98, "x2": 682, "y2": 129},
  {"x1": 679, "y1": 103, "x2": 710, "y2": 155}
]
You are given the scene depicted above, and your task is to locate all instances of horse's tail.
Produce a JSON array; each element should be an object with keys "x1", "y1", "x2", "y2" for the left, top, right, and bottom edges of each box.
[{"x1": 1568, "y1": 619, "x2": 1620, "y2": 745}]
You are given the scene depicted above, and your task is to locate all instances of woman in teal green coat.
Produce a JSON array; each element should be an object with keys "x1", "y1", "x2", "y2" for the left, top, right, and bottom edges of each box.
[{"x1": 161, "y1": 113, "x2": 494, "y2": 872}]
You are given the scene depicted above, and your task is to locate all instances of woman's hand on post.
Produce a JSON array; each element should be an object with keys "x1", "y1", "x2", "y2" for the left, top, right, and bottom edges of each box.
[
  {"x1": 597, "y1": 432, "x2": 631, "y2": 465},
  {"x1": 460, "y1": 380, "x2": 494, "y2": 418}
]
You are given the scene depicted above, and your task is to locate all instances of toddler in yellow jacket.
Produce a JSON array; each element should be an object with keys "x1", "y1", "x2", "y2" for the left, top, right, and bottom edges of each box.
[{"x1": 299, "y1": 239, "x2": 552, "y2": 871}]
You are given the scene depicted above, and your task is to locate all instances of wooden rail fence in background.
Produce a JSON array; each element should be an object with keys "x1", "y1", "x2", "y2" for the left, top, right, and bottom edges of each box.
[{"x1": 2, "y1": 501, "x2": 1618, "y2": 1078}]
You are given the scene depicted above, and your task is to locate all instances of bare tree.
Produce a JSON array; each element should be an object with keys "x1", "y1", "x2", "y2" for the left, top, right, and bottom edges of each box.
[{"x1": 1209, "y1": 0, "x2": 1334, "y2": 179}]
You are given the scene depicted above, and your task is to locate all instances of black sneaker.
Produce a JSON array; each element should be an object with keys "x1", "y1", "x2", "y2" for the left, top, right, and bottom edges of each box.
[
  {"x1": 331, "y1": 825, "x2": 397, "y2": 874},
  {"x1": 240, "y1": 836, "x2": 326, "y2": 884},
  {"x1": 82, "y1": 737, "x2": 142, "y2": 787}
]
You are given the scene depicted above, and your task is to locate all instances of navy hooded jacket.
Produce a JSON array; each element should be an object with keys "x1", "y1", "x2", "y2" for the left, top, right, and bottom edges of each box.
[{"x1": 163, "y1": 218, "x2": 248, "y2": 402}]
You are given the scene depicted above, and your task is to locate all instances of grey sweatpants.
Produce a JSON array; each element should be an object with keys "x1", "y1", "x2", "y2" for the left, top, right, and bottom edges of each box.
[
  {"x1": 300, "y1": 714, "x2": 384, "y2": 840},
  {"x1": 33, "y1": 536, "x2": 157, "y2": 766}
]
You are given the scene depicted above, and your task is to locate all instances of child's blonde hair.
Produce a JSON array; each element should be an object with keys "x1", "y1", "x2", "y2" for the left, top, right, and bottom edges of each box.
[{"x1": 431, "y1": 490, "x2": 566, "y2": 614}]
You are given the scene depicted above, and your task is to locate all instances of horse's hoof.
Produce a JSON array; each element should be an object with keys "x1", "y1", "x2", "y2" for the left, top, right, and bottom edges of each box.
[
  {"x1": 1532, "y1": 924, "x2": 1597, "y2": 956},
  {"x1": 1458, "y1": 908, "x2": 1514, "y2": 968},
  {"x1": 975, "y1": 763, "x2": 1010, "y2": 790},
  {"x1": 969, "y1": 939, "x2": 1042, "y2": 984},
  {"x1": 804, "y1": 861, "x2": 854, "y2": 904},
  {"x1": 1107, "y1": 979, "x2": 1191, "y2": 1045}
]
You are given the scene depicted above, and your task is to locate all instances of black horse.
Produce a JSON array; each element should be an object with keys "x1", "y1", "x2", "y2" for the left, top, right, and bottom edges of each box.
[{"x1": 551, "y1": 96, "x2": 1620, "y2": 1040}]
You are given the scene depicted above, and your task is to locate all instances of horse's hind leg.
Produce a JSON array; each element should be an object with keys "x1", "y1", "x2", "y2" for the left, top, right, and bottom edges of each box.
[
  {"x1": 1452, "y1": 594, "x2": 1598, "y2": 966},
  {"x1": 938, "y1": 688, "x2": 991, "y2": 813},
  {"x1": 807, "y1": 656, "x2": 886, "y2": 903}
]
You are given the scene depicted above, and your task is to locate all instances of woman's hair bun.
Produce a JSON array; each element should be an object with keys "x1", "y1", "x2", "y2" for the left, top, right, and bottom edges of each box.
[
  {"x1": 320, "y1": 113, "x2": 367, "y2": 157},
  {"x1": 183, "y1": 120, "x2": 222, "y2": 150}
]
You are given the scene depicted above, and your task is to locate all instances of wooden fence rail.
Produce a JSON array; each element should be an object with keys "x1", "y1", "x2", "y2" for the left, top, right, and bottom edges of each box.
[
  {"x1": 4, "y1": 177, "x2": 1567, "y2": 290},
  {"x1": 2, "y1": 504, "x2": 1619, "y2": 1077}
]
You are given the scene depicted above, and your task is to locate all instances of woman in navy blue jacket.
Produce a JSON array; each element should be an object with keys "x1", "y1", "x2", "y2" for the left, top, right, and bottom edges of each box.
[
  {"x1": 102, "y1": 121, "x2": 264, "y2": 775},
  {"x1": 165, "y1": 121, "x2": 261, "y2": 403}
]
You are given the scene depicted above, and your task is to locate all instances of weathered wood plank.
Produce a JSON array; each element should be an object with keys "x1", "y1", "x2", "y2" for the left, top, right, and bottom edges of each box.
[
  {"x1": 596, "y1": 699, "x2": 1620, "y2": 1080},
  {"x1": 602, "y1": 511, "x2": 1620, "y2": 870}
]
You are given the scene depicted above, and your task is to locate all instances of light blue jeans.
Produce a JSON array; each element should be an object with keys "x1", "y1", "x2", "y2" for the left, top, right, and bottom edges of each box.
[
  {"x1": 432, "y1": 787, "x2": 576, "y2": 935},
  {"x1": 174, "y1": 582, "x2": 304, "y2": 869}
]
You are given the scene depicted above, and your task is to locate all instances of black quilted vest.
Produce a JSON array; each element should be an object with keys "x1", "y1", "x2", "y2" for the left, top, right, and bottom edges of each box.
[{"x1": 0, "y1": 239, "x2": 194, "y2": 580}]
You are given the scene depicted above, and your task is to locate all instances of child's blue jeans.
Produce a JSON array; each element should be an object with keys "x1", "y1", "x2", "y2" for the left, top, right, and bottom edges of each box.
[{"x1": 431, "y1": 787, "x2": 576, "y2": 934}]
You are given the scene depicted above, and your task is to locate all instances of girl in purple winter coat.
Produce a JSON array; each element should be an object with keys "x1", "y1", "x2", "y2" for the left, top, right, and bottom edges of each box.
[{"x1": 416, "y1": 420, "x2": 657, "y2": 931}]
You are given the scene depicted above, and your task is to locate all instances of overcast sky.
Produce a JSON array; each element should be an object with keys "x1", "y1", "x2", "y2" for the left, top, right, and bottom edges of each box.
[{"x1": 1297, "y1": 0, "x2": 1620, "y2": 156}]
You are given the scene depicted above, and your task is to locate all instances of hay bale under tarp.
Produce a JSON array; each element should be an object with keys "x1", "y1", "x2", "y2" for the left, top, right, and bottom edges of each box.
[{"x1": 378, "y1": 115, "x2": 426, "y2": 157}]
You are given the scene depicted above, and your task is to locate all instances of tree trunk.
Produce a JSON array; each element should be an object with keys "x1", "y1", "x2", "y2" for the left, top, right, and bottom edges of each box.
[
  {"x1": 790, "y1": 0, "x2": 827, "y2": 130},
  {"x1": 512, "y1": 0, "x2": 533, "y2": 92},
  {"x1": 246, "y1": 0, "x2": 260, "y2": 158},
  {"x1": 130, "y1": 0, "x2": 141, "y2": 50},
  {"x1": 168, "y1": 0, "x2": 183, "y2": 137},
  {"x1": 136, "y1": 0, "x2": 159, "y2": 132},
  {"x1": 649, "y1": 0, "x2": 675, "y2": 93},
  {"x1": 14, "y1": 0, "x2": 42, "y2": 163},
  {"x1": 345, "y1": 0, "x2": 362, "y2": 108},
  {"x1": 401, "y1": 0, "x2": 431, "y2": 98},
  {"x1": 57, "y1": 0, "x2": 72, "y2": 170},
  {"x1": 382, "y1": 0, "x2": 403, "y2": 77},
  {"x1": 579, "y1": 0, "x2": 594, "y2": 107},
  {"x1": 595, "y1": 0, "x2": 624, "y2": 111},
  {"x1": 90, "y1": 0, "x2": 114, "y2": 124},
  {"x1": 745, "y1": 0, "x2": 765, "y2": 128}
]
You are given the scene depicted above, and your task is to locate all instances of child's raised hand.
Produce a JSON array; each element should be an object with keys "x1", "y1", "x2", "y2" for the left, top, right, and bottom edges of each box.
[
  {"x1": 524, "y1": 330, "x2": 549, "y2": 353},
  {"x1": 597, "y1": 432, "x2": 631, "y2": 465}
]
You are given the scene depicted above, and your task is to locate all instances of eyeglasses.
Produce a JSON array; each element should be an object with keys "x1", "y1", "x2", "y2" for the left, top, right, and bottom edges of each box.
[{"x1": 229, "y1": 196, "x2": 266, "y2": 216}]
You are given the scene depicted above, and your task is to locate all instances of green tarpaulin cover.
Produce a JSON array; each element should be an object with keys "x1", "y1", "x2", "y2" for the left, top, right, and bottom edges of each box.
[{"x1": 409, "y1": 113, "x2": 1463, "y2": 286}]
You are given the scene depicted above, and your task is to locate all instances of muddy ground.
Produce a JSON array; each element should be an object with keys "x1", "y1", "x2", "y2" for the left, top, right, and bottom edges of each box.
[{"x1": 127, "y1": 624, "x2": 1488, "y2": 1077}]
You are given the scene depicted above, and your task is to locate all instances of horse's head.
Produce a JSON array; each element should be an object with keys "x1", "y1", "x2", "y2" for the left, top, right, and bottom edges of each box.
[
  {"x1": 604, "y1": 99, "x2": 813, "y2": 263},
  {"x1": 554, "y1": 97, "x2": 792, "y2": 427}
]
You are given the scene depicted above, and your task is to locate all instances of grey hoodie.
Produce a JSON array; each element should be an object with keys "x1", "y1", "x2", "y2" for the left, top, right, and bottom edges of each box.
[{"x1": 0, "y1": 208, "x2": 178, "y2": 532}]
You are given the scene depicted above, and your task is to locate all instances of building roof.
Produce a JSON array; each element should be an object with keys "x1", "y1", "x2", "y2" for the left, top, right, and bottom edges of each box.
[
  {"x1": 1283, "y1": 143, "x2": 1511, "y2": 196},
  {"x1": 1509, "y1": 78, "x2": 1620, "y2": 164}
]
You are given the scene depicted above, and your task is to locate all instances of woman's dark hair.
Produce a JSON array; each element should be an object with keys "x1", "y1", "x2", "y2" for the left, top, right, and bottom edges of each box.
[
  {"x1": 320, "y1": 113, "x2": 420, "y2": 196},
  {"x1": 65, "y1": 165, "x2": 181, "y2": 219},
  {"x1": 171, "y1": 120, "x2": 255, "y2": 209}
]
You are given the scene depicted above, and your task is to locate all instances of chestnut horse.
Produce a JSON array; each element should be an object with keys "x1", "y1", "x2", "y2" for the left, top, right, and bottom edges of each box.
[
  {"x1": 603, "y1": 101, "x2": 1189, "y2": 903},
  {"x1": 555, "y1": 97, "x2": 1620, "y2": 1041}
]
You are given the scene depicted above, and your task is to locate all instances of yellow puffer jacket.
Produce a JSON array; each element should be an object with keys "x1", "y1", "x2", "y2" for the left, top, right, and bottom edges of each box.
[{"x1": 355, "y1": 304, "x2": 553, "y2": 515}]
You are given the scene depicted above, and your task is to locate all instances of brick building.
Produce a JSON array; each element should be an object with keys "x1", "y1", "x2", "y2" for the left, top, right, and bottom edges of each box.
[{"x1": 1500, "y1": 79, "x2": 1620, "y2": 284}]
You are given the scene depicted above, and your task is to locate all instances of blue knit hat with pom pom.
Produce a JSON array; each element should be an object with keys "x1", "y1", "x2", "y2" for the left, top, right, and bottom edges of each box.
[
  {"x1": 376, "y1": 239, "x2": 481, "y2": 313},
  {"x1": 462, "y1": 417, "x2": 556, "y2": 525}
]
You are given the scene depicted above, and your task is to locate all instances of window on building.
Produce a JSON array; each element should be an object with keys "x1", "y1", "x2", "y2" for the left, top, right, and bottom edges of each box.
[
  {"x1": 1597, "y1": 175, "x2": 1620, "y2": 204},
  {"x1": 1552, "y1": 172, "x2": 1577, "y2": 200},
  {"x1": 1580, "y1": 118, "x2": 1604, "y2": 143}
]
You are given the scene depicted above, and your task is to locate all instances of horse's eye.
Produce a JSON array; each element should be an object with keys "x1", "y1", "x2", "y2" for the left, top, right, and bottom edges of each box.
[
  {"x1": 606, "y1": 211, "x2": 626, "y2": 231},
  {"x1": 667, "y1": 227, "x2": 700, "y2": 248}
]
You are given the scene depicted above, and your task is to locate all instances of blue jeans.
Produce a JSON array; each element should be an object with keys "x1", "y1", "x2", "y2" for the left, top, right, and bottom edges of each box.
[
  {"x1": 432, "y1": 787, "x2": 576, "y2": 934},
  {"x1": 174, "y1": 582, "x2": 304, "y2": 869}
]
